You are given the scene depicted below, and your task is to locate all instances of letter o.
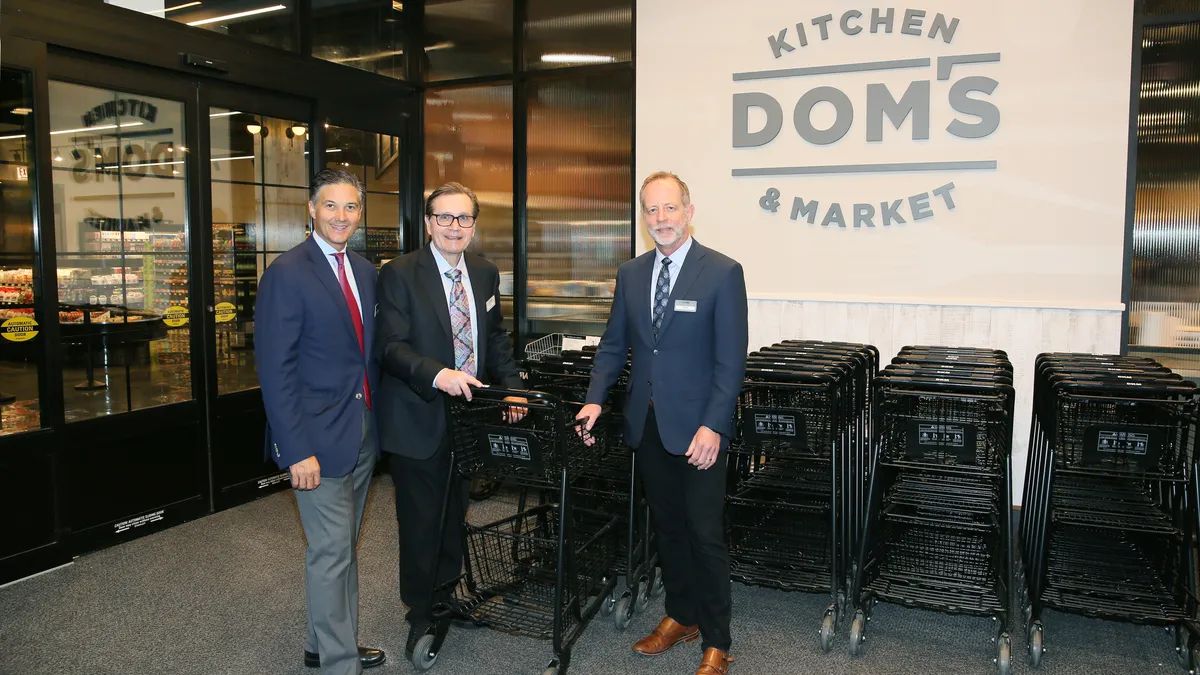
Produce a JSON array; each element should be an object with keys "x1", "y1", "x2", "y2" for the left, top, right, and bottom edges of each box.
[{"x1": 793, "y1": 86, "x2": 854, "y2": 145}]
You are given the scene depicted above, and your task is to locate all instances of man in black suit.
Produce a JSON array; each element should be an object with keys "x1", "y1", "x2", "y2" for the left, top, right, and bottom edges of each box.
[{"x1": 374, "y1": 182, "x2": 526, "y2": 663}]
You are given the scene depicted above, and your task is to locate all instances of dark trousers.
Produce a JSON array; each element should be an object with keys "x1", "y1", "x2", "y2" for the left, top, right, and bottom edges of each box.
[
  {"x1": 637, "y1": 406, "x2": 732, "y2": 652},
  {"x1": 388, "y1": 441, "x2": 470, "y2": 630}
]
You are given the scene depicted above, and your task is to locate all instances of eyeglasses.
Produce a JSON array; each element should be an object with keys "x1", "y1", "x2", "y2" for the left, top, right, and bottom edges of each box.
[{"x1": 431, "y1": 213, "x2": 476, "y2": 228}]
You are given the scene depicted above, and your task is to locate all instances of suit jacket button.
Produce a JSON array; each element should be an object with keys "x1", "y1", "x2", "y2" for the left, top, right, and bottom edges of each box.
[
  {"x1": 653, "y1": 349, "x2": 659, "y2": 355},
  {"x1": 355, "y1": 393, "x2": 363, "y2": 400}
]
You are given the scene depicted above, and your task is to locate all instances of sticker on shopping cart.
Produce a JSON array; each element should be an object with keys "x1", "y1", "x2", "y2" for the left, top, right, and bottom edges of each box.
[
  {"x1": 1082, "y1": 425, "x2": 1163, "y2": 468},
  {"x1": 906, "y1": 421, "x2": 977, "y2": 463},
  {"x1": 743, "y1": 407, "x2": 805, "y2": 445},
  {"x1": 478, "y1": 427, "x2": 544, "y2": 473}
]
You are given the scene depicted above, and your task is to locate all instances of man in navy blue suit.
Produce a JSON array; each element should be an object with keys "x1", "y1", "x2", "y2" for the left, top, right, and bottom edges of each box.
[
  {"x1": 256, "y1": 168, "x2": 385, "y2": 675},
  {"x1": 578, "y1": 171, "x2": 748, "y2": 675}
]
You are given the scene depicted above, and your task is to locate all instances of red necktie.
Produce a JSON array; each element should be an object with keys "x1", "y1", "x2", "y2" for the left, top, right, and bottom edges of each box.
[{"x1": 334, "y1": 252, "x2": 371, "y2": 409}]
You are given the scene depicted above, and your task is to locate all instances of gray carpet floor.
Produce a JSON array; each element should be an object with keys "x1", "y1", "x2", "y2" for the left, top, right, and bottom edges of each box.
[{"x1": 0, "y1": 477, "x2": 1185, "y2": 675}]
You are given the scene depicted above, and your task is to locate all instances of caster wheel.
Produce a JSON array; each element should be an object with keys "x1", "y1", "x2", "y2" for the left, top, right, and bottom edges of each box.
[
  {"x1": 600, "y1": 589, "x2": 616, "y2": 617},
  {"x1": 1023, "y1": 604, "x2": 1032, "y2": 628},
  {"x1": 1028, "y1": 623, "x2": 1044, "y2": 668},
  {"x1": 1191, "y1": 645, "x2": 1200, "y2": 674},
  {"x1": 411, "y1": 634, "x2": 439, "y2": 672},
  {"x1": 836, "y1": 591, "x2": 846, "y2": 616},
  {"x1": 542, "y1": 669, "x2": 558, "y2": 675},
  {"x1": 614, "y1": 595, "x2": 633, "y2": 630},
  {"x1": 820, "y1": 613, "x2": 835, "y2": 653},
  {"x1": 650, "y1": 568, "x2": 665, "y2": 598},
  {"x1": 1175, "y1": 625, "x2": 1192, "y2": 671},
  {"x1": 997, "y1": 633, "x2": 1012, "y2": 675},
  {"x1": 635, "y1": 579, "x2": 651, "y2": 612},
  {"x1": 848, "y1": 610, "x2": 866, "y2": 657}
]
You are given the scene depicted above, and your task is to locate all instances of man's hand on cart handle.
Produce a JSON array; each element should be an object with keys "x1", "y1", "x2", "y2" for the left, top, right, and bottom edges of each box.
[
  {"x1": 575, "y1": 403, "x2": 603, "y2": 446},
  {"x1": 503, "y1": 396, "x2": 529, "y2": 423},
  {"x1": 435, "y1": 368, "x2": 483, "y2": 400}
]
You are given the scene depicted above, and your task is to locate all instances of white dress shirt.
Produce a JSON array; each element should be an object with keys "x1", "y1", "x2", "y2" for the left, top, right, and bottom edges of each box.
[
  {"x1": 650, "y1": 234, "x2": 693, "y2": 323},
  {"x1": 431, "y1": 247, "x2": 479, "y2": 385},
  {"x1": 313, "y1": 234, "x2": 363, "y2": 320}
]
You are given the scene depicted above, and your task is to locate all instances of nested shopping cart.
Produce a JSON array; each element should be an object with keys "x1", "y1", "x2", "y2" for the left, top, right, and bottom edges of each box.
[
  {"x1": 524, "y1": 347, "x2": 662, "y2": 631},
  {"x1": 728, "y1": 340, "x2": 877, "y2": 652},
  {"x1": 1018, "y1": 352, "x2": 1199, "y2": 670},
  {"x1": 850, "y1": 346, "x2": 1016, "y2": 673},
  {"x1": 416, "y1": 386, "x2": 619, "y2": 675}
]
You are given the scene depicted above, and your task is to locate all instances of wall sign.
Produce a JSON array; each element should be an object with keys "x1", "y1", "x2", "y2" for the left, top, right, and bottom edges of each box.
[
  {"x1": 82, "y1": 98, "x2": 159, "y2": 128},
  {"x1": 637, "y1": 1, "x2": 1133, "y2": 308}
]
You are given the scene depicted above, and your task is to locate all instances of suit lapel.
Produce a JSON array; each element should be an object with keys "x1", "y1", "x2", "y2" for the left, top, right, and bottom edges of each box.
[
  {"x1": 305, "y1": 236, "x2": 358, "y2": 343},
  {"x1": 631, "y1": 251, "x2": 655, "y2": 345},
  {"x1": 418, "y1": 246, "x2": 454, "y2": 342},
  {"x1": 464, "y1": 254, "x2": 491, "y2": 377},
  {"x1": 656, "y1": 239, "x2": 707, "y2": 342}
]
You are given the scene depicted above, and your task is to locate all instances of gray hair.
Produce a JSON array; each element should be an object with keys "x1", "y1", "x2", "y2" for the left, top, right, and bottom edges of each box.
[{"x1": 309, "y1": 168, "x2": 365, "y2": 206}]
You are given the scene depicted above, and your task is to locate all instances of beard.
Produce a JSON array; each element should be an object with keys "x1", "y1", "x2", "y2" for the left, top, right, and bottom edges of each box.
[{"x1": 647, "y1": 223, "x2": 687, "y2": 247}]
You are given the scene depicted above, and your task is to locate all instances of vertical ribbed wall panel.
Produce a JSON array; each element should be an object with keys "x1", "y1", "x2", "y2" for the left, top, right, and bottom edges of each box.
[{"x1": 1129, "y1": 23, "x2": 1200, "y2": 370}]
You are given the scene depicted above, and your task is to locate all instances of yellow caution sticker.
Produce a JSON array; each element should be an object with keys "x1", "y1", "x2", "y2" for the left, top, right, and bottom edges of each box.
[
  {"x1": 214, "y1": 301, "x2": 237, "y2": 323},
  {"x1": 163, "y1": 306, "x2": 189, "y2": 327},
  {"x1": 1, "y1": 316, "x2": 38, "y2": 342}
]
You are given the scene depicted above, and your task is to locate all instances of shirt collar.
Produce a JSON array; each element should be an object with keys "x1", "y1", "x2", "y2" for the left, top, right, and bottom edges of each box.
[
  {"x1": 430, "y1": 246, "x2": 467, "y2": 277},
  {"x1": 655, "y1": 234, "x2": 693, "y2": 268},
  {"x1": 313, "y1": 233, "x2": 344, "y2": 260}
]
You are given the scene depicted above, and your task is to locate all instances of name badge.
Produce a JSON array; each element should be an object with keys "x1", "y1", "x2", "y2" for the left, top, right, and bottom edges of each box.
[
  {"x1": 674, "y1": 300, "x2": 697, "y2": 313},
  {"x1": 486, "y1": 295, "x2": 497, "y2": 311}
]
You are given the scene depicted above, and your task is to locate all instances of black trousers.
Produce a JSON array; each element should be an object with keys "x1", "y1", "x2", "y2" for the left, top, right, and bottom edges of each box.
[
  {"x1": 637, "y1": 406, "x2": 732, "y2": 652},
  {"x1": 388, "y1": 442, "x2": 470, "y2": 630}
]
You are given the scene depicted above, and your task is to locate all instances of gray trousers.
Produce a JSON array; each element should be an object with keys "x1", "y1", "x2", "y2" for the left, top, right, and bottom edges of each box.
[{"x1": 294, "y1": 407, "x2": 377, "y2": 675}]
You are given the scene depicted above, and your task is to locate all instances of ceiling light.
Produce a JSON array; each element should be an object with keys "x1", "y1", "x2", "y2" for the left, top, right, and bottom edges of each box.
[
  {"x1": 54, "y1": 149, "x2": 63, "y2": 162},
  {"x1": 163, "y1": 1, "x2": 202, "y2": 12},
  {"x1": 71, "y1": 148, "x2": 82, "y2": 160},
  {"x1": 187, "y1": 4, "x2": 286, "y2": 27},
  {"x1": 50, "y1": 122, "x2": 143, "y2": 136},
  {"x1": 211, "y1": 155, "x2": 255, "y2": 163},
  {"x1": 540, "y1": 53, "x2": 615, "y2": 64},
  {"x1": 12, "y1": 108, "x2": 32, "y2": 115},
  {"x1": 246, "y1": 122, "x2": 262, "y2": 135},
  {"x1": 209, "y1": 110, "x2": 240, "y2": 118},
  {"x1": 0, "y1": 134, "x2": 24, "y2": 141}
]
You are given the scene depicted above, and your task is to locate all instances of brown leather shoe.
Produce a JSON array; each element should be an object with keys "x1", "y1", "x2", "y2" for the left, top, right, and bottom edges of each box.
[
  {"x1": 696, "y1": 647, "x2": 732, "y2": 675},
  {"x1": 632, "y1": 616, "x2": 700, "y2": 656}
]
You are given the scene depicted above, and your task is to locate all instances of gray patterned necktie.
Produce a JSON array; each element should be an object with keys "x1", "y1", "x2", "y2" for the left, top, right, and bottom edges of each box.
[{"x1": 652, "y1": 257, "x2": 672, "y2": 340}]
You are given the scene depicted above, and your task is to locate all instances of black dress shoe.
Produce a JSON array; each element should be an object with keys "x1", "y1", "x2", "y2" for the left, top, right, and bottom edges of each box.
[{"x1": 303, "y1": 646, "x2": 386, "y2": 669}]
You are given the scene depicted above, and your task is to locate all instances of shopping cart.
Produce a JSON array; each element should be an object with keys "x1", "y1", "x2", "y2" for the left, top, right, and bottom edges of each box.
[
  {"x1": 850, "y1": 346, "x2": 1016, "y2": 673},
  {"x1": 729, "y1": 340, "x2": 877, "y2": 652},
  {"x1": 1018, "y1": 353, "x2": 1199, "y2": 670},
  {"x1": 525, "y1": 344, "x2": 661, "y2": 631},
  {"x1": 414, "y1": 387, "x2": 618, "y2": 675}
]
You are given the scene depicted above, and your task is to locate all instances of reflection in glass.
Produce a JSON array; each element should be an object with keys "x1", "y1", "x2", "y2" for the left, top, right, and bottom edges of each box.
[
  {"x1": 1128, "y1": 22, "x2": 1200, "y2": 378},
  {"x1": 49, "y1": 81, "x2": 192, "y2": 421},
  {"x1": 312, "y1": 0, "x2": 404, "y2": 79},
  {"x1": 525, "y1": 0, "x2": 632, "y2": 70},
  {"x1": 526, "y1": 72, "x2": 632, "y2": 336},
  {"x1": 326, "y1": 124, "x2": 402, "y2": 265},
  {"x1": 105, "y1": 0, "x2": 296, "y2": 51},
  {"x1": 423, "y1": 0, "x2": 513, "y2": 81},
  {"x1": 211, "y1": 107, "x2": 310, "y2": 394},
  {"x1": 0, "y1": 69, "x2": 42, "y2": 435},
  {"x1": 425, "y1": 85, "x2": 514, "y2": 324}
]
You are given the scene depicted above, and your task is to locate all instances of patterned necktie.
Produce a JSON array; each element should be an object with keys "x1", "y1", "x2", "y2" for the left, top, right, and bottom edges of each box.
[
  {"x1": 333, "y1": 252, "x2": 371, "y2": 409},
  {"x1": 445, "y1": 268, "x2": 476, "y2": 376},
  {"x1": 652, "y1": 257, "x2": 672, "y2": 340}
]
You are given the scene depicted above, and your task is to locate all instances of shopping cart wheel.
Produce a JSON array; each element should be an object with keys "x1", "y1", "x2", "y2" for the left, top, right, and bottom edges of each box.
[
  {"x1": 635, "y1": 578, "x2": 651, "y2": 612},
  {"x1": 819, "y1": 612, "x2": 835, "y2": 653},
  {"x1": 1027, "y1": 622, "x2": 1044, "y2": 668},
  {"x1": 848, "y1": 610, "x2": 866, "y2": 657},
  {"x1": 543, "y1": 657, "x2": 562, "y2": 675},
  {"x1": 996, "y1": 633, "x2": 1012, "y2": 675},
  {"x1": 1175, "y1": 625, "x2": 1191, "y2": 671},
  {"x1": 600, "y1": 587, "x2": 617, "y2": 617},
  {"x1": 614, "y1": 594, "x2": 634, "y2": 630},
  {"x1": 650, "y1": 567, "x2": 665, "y2": 598},
  {"x1": 411, "y1": 634, "x2": 440, "y2": 672}
]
